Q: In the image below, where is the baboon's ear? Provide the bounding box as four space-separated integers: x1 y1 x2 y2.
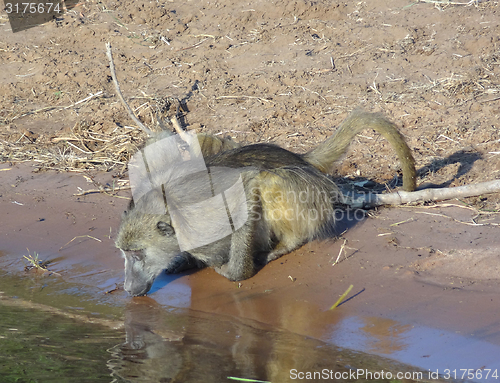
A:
126 199 135 211
121 199 135 218
157 221 175 236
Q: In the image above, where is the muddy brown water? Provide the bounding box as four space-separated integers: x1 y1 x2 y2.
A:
1 164 500 382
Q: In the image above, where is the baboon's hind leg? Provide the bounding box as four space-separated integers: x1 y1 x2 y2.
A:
265 237 307 264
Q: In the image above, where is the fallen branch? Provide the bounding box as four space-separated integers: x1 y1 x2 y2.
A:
105 42 153 137
105 42 189 143
347 179 500 208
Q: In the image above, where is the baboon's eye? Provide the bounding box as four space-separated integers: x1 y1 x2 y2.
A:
157 221 175 236
129 250 144 262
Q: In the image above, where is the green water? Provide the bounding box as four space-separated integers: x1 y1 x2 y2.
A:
0 303 124 383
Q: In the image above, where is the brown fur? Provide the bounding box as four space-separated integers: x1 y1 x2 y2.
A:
115 110 416 296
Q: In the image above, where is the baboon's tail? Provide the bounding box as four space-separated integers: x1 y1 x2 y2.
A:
302 110 417 191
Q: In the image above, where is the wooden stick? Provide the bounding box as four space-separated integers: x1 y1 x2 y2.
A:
105 42 153 137
170 114 191 142
73 185 131 196
346 179 500 208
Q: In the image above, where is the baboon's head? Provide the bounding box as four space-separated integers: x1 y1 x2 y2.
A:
115 197 181 297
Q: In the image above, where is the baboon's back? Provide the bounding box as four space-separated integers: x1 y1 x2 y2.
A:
207 143 309 169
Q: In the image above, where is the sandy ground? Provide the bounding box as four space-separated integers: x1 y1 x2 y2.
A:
1 0 500 378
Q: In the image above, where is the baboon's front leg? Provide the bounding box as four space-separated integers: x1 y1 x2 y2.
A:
214 221 257 281
165 252 199 274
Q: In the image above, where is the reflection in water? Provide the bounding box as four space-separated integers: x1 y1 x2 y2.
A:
359 317 413 355
332 316 500 383
107 298 425 383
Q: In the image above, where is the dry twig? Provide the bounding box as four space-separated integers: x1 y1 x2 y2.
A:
106 42 153 136
73 185 131 197
11 91 103 121
59 235 102 251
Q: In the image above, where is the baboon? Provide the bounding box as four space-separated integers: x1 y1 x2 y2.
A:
116 110 416 296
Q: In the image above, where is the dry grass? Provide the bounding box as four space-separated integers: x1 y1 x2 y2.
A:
23 251 48 272
0 121 145 173
0 81 190 173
